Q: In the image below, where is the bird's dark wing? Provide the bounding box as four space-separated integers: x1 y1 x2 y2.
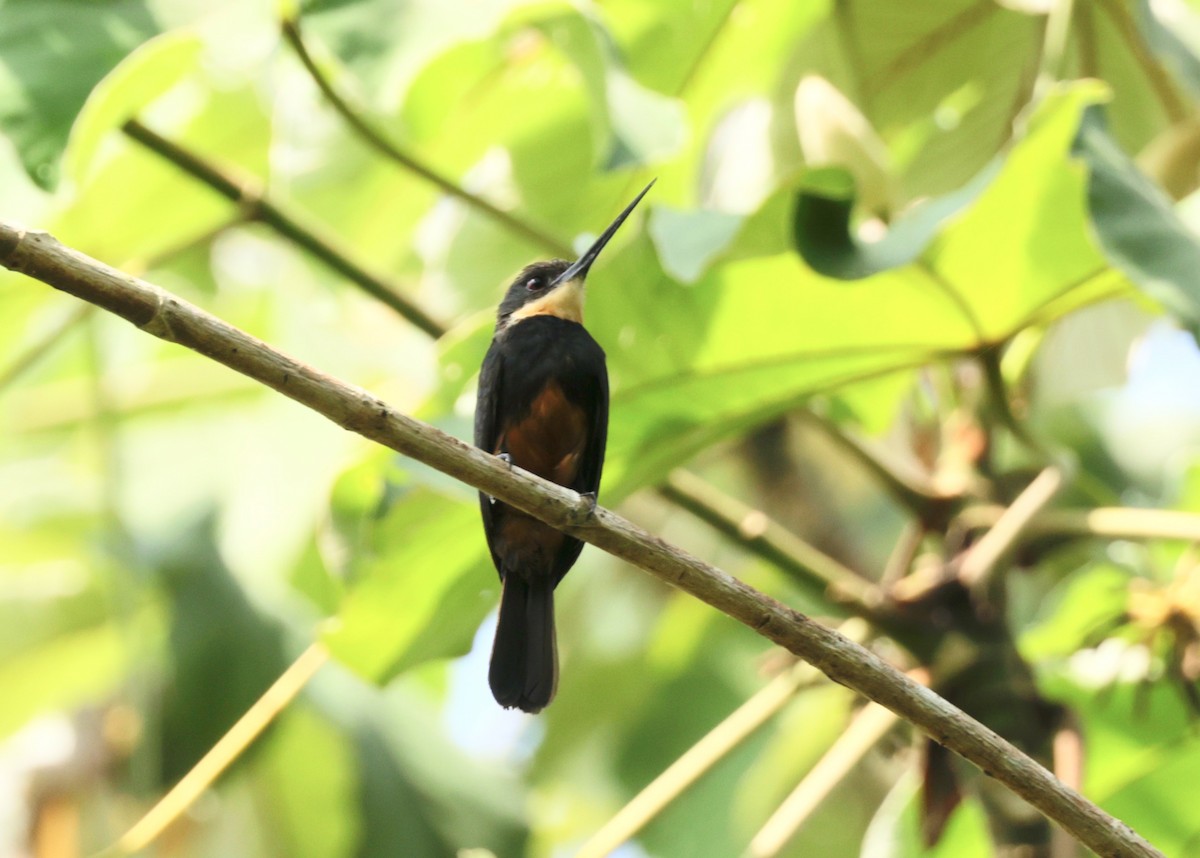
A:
552 344 608 584
475 341 507 580
573 361 608 497
475 340 504 452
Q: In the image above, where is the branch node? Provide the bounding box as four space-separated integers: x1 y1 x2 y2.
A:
139 289 175 341
566 490 599 526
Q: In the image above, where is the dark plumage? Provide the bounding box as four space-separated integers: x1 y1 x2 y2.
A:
475 182 652 712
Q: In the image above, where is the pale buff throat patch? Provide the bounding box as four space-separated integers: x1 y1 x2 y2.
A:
508 278 585 326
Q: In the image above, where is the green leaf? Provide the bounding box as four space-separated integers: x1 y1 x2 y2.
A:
0 622 127 738
926 82 1115 340
1075 106 1200 333
156 516 288 781
1020 563 1131 661
323 487 493 683
648 206 744 283
861 775 993 858
827 0 1043 200
592 242 975 497
257 707 360 858
0 0 159 189
64 30 202 184
52 81 271 264
1099 740 1200 856
1041 675 1200 855
791 162 997 280
570 83 1131 496
531 7 686 169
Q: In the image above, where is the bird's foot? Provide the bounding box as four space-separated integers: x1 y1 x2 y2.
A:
489 452 514 504
569 490 598 525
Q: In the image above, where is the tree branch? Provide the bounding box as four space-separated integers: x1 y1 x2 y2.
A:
110 643 329 855
120 118 448 338
980 345 1046 456
659 469 885 615
746 687 909 858
959 504 1200 543
575 623 865 858
0 220 1164 858
798 410 963 528
959 464 1067 587
279 16 573 259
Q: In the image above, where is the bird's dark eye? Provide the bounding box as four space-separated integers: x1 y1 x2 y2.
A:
524 276 542 292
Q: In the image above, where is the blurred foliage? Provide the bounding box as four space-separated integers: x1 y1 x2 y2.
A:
4 0 1200 856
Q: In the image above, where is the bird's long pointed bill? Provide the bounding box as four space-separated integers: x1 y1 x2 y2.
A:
552 180 656 286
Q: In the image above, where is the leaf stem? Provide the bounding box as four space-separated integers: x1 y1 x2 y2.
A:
959 464 1066 588
121 118 448 338
279 16 572 259
979 345 1045 456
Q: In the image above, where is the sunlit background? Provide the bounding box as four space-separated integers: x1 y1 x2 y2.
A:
4 0 1200 856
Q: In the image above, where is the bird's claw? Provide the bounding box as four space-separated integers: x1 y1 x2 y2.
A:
487 453 511 506
569 490 598 525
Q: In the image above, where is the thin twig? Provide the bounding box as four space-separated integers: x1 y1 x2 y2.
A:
279 16 572 258
1 215 241 398
980 345 1045 456
1053 717 1087 858
659 470 884 614
798 411 962 527
577 620 870 858
1035 0 1078 98
959 504 1200 544
0 221 1165 858
881 520 924 588
745 674 925 858
121 118 448 338
110 643 329 854
959 465 1067 588
0 304 92 393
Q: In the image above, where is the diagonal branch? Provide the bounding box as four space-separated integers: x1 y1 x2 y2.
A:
121 118 448 338
659 469 884 613
0 220 1164 858
112 643 329 855
279 16 573 259
798 410 963 528
959 464 1066 587
575 633 854 858
959 504 1200 543
746 687 911 858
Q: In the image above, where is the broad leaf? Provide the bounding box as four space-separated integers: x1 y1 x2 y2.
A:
1075 106 1200 333
0 0 159 188
323 485 493 683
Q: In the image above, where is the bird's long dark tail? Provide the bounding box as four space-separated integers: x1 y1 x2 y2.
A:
489 573 557 713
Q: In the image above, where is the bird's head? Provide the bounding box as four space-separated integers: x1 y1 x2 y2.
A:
496 180 655 328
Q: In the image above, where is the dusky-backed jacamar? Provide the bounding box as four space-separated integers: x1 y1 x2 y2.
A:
475 182 653 712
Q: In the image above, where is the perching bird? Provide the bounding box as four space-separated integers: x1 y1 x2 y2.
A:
475 182 654 712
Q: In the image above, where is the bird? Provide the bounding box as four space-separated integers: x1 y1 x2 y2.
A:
475 181 654 712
